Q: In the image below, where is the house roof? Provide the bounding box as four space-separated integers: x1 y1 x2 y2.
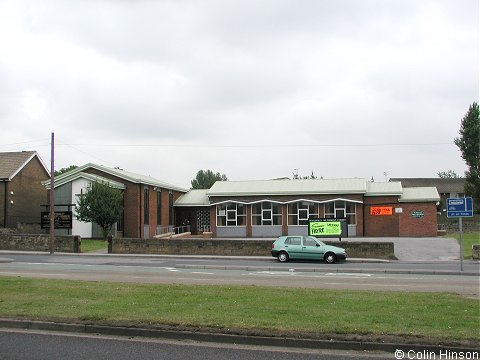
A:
390 178 465 194
207 178 368 197
399 187 440 203
0 151 49 180
43 172 126 190
44 163 187 192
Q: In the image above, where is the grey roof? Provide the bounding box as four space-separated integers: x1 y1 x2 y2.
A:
0 151 49 180
366 181 403 196
174 178 440 206
390 178 465 194
44 172 126 190
44 163 187 192
207 178 368 196
175 189 210 206
399 187 440 203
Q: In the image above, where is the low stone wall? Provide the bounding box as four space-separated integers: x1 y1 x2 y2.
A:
0 233 80 253
109 237 395 260
473 244 479 260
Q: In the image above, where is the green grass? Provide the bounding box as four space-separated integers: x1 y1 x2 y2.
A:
448 232 480 259
81 239 107 253
0 277 478 343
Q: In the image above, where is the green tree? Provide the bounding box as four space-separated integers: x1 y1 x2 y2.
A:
437 170 460 178
454 102 480 205
75 181 123 239
54 165 78 177
191 170 228 189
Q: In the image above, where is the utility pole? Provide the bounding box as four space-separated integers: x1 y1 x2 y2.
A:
49 132 55 254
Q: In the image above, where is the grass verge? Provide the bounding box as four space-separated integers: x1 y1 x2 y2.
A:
81 239 107 253
448 232 480 259
0 277 478 345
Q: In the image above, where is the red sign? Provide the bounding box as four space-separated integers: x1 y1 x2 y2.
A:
370 207 393 216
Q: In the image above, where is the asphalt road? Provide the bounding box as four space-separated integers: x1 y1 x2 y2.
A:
0 254 478 297
0 329 397 360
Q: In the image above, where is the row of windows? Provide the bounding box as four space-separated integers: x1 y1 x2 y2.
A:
216 201 357 227
143 188 174 226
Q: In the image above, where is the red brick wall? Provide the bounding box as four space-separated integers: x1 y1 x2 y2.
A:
363 196 399 237
7 157 49 227
83 168 185 238
398 203 438 237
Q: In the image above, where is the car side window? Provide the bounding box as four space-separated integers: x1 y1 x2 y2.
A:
285 237 301 245
303 237 318 247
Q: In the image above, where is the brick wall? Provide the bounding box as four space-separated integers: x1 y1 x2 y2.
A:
0 233 80 252
4 157 49 228
110 237 395 259
398 203 438 237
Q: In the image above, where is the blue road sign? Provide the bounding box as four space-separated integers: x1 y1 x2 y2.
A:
446 197 474 218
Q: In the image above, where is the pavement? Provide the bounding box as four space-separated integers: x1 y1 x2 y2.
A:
347 237 461 261
1 318 479 354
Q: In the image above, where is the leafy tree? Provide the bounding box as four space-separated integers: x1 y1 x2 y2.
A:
454 102 480 204
75 181 123 239
54 165 78 176
191 170 228 189
437 170 459 178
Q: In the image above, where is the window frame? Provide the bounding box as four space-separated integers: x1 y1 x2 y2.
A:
287 201 318 225
216 202 246 227
252 201 282 226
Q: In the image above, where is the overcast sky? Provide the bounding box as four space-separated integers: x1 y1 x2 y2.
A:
0 0 478 189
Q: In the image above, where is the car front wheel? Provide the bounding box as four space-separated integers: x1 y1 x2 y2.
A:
277 251 289 263
324 252 337 264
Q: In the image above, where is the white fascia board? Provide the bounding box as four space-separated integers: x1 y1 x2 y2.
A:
209 197 363 206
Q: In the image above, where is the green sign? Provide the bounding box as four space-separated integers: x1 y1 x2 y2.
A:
308 218 348 238
309 220 342 236
411 210 425 218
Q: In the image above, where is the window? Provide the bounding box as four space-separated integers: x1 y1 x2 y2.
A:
156 190 162 225
143 188 149 225
288 201 318 225
216 202 246 226
303 237 318 246
117 197 124 231
168 191 174 226
252 202 282 226
324 201 357 225
285 236 301 245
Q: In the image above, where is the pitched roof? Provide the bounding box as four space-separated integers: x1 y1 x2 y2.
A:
43 172 126 190
44 163 187 192
175 178 440 206
365 181 403 196
0 151 49 180
175 189 210 206
399 187 440 203
390 178 465 193
207 178 368 196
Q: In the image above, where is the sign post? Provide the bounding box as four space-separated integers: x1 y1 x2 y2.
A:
446 197 474 271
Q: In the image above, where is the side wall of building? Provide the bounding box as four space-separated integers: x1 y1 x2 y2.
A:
398 203 438 237
6 157 49 227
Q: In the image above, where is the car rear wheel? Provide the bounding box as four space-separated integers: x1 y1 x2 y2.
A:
277 251 289 263
324 252 337 264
